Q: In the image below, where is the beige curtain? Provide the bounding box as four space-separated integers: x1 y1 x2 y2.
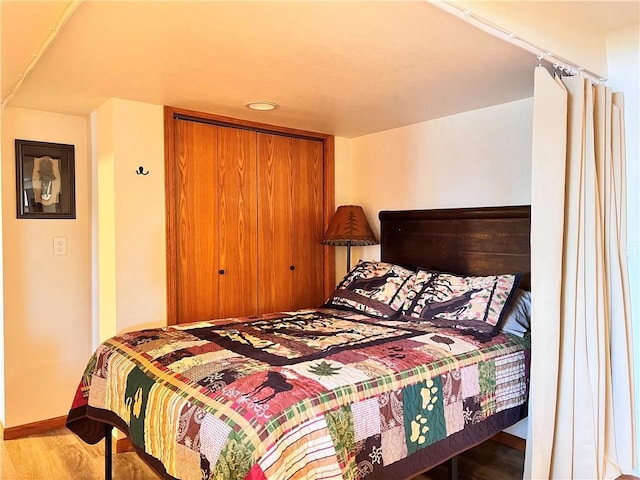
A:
526 66 636 479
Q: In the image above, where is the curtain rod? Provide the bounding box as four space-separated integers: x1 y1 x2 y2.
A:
433 0 607 84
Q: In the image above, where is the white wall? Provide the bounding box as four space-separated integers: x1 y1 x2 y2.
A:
92 101 117 344
0 30 5 424
0 99 165 428
0 2 5 421
455 1 610 78
112 100 166 334
333 136 352 282
1 107 91 427
606 22 640 476
92 98 166 345
342 98 533 263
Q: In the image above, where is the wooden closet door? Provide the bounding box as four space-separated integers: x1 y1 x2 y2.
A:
257 133 295 312
174 119 220 323
165 106 335 325
290 137 324 310
257 133 325 312
217 126 258 318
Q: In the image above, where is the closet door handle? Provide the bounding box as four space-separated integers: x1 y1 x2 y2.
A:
219 269 225 275
289 265 295 271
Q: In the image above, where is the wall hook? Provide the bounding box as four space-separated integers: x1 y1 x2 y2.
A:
136 166 149 175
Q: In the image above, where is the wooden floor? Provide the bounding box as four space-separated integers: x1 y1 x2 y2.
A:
3 427 639 480
0 427 525 480
1 428 157 480
414 441 524 480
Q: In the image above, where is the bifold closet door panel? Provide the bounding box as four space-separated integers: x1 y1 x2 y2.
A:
257 133 325 313
217 126 259 318
167 107 333 325
290 137 324 310
257 133 295 313
174 119 220 323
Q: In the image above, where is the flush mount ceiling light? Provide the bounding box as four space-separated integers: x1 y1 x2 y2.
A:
245 101 279 111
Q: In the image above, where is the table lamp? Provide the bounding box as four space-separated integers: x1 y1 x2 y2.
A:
322 205 378 272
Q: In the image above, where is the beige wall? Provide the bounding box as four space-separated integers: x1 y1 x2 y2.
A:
0 59 5 425
92 100 117 344
332 136 352 282
606 22 640 476
0 99 165 427
455 1 610 77
0 1 5 419
339 98 533 264
1 107 91 427
92 98 166 345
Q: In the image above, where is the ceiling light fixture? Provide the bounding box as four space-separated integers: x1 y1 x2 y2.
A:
245 101 279 111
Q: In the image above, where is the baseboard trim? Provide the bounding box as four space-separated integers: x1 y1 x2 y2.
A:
491 431 526 452
116 436 135 453
3 415 68 440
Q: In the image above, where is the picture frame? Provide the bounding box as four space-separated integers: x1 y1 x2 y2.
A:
15 139 76 219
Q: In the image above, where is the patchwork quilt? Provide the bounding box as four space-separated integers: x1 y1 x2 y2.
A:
67 308 530 480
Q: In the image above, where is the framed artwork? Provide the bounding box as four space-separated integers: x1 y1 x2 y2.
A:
15 139 76 219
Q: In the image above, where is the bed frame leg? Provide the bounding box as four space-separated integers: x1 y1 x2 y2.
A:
104 423 113 480
449 455 458 480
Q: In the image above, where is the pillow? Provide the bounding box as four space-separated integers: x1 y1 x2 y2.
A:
325 260 416 318
402 269 522 337
498 289 531 337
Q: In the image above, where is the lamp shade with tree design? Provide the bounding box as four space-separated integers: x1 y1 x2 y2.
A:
322 205 378 272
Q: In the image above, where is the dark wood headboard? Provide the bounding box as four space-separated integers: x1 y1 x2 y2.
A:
379 205 531 289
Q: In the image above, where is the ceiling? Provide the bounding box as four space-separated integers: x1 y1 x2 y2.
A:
2 1 638 138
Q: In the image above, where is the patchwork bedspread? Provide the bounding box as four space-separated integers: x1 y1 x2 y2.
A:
67 308 530 480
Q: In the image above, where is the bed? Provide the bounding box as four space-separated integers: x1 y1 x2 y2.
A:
67 205 531 480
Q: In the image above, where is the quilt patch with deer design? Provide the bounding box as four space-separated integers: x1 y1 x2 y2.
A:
67 308 530 480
